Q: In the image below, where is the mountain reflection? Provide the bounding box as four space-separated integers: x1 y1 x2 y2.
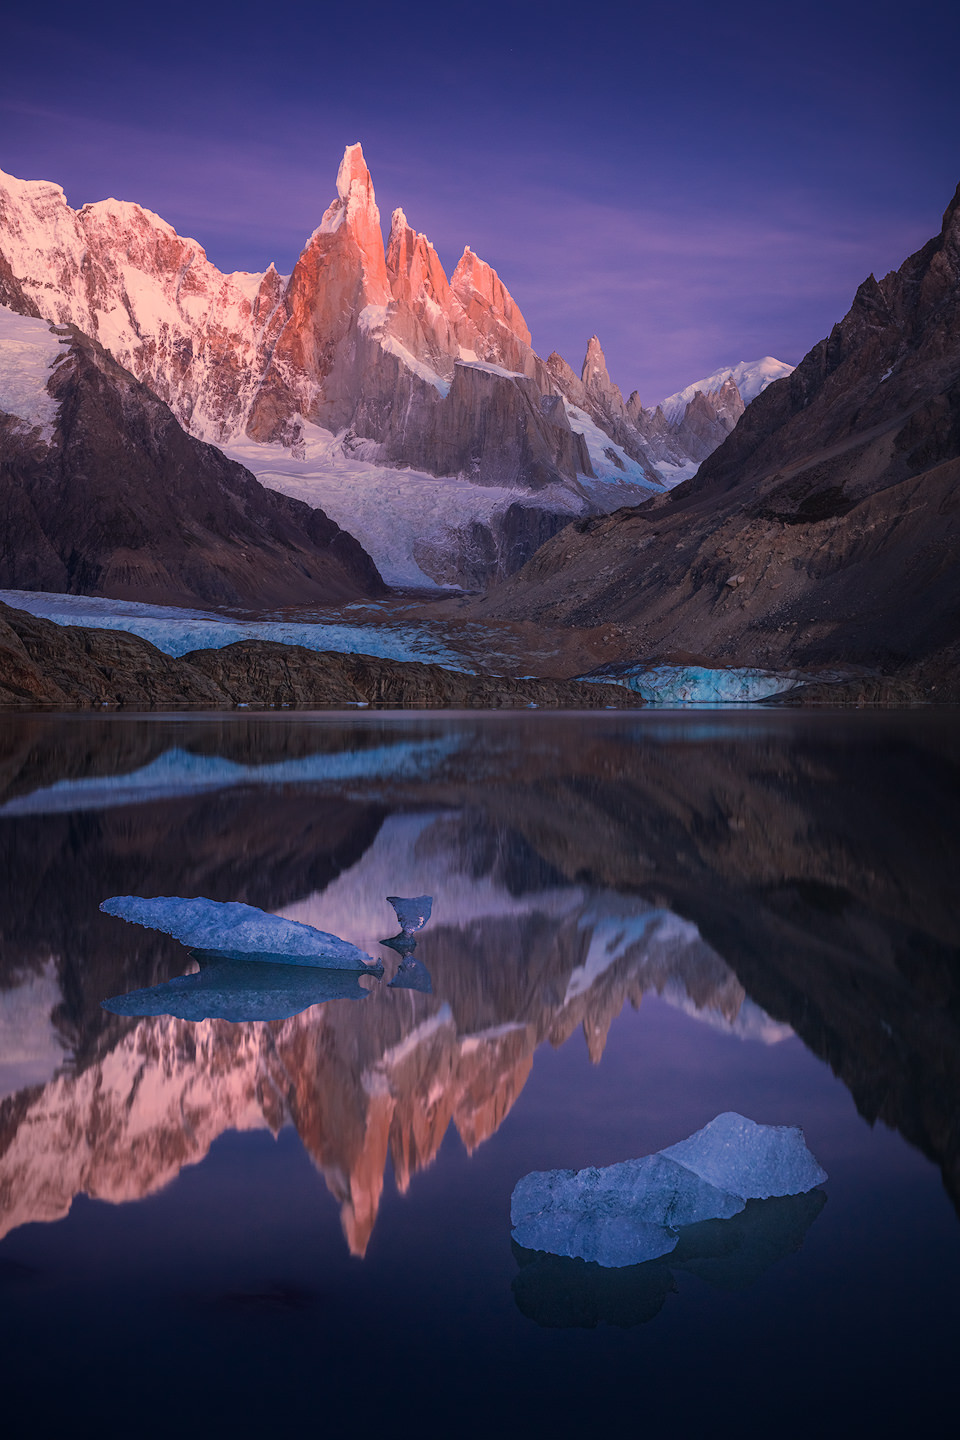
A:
0 712 958 1252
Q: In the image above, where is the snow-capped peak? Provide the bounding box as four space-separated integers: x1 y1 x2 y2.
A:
656 357 793 424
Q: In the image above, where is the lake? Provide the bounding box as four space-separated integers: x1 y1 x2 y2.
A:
0 709 957 1436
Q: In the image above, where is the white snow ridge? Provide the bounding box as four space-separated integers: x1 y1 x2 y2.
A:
0 305 65 439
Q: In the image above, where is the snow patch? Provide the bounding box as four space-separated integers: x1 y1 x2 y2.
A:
0 305 64 439
563 402 662 494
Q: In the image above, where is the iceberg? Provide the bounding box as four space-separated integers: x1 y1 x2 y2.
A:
510 1112 826 1267
387 895 433 934
102 957 373 1023
659 1112 829 1201
511 1152 745 1268
99 896 382 972
512 1189 827 1329
381 894 434 967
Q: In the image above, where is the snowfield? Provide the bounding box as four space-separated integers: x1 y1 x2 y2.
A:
225 423 587 589
0 306 65 439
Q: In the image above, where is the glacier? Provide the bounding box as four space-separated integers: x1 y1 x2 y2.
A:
510 1112 826 1267
99 895 382 971
0 587 469 667
580 663 801 704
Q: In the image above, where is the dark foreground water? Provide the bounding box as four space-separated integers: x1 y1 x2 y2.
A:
0 710 957 1437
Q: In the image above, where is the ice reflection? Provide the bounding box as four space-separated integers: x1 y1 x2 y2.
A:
102 956 375 1022
512 1191 828 1329
0 710 957 1260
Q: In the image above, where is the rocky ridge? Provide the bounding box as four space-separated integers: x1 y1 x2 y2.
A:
0 600 640 709
0 311 385 608
480 185 960 695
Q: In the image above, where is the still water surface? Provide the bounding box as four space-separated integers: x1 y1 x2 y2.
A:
0 711 957 1435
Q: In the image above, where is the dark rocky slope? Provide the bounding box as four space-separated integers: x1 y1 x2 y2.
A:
480 186 960 695
0 600 639 708
0 323 385 607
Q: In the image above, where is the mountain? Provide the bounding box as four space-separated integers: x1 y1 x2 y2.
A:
0 306 385 607
0 148 784 590
480 185 960 696
546 345 794 489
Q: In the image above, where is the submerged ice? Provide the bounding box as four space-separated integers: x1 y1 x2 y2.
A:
510 1112 826 1267
100 895 381 971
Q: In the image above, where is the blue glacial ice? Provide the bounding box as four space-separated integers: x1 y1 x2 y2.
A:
0 588 469 668
510 1112 826 1267
511 1152 745 1267
579 663 800 704
512 1190 827 1328
387 895 433 934
102 957 373 1022
0 738 459 817
659 1111 829 1200
99 895 381 971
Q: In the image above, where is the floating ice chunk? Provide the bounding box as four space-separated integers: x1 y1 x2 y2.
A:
659 1112 828 1201
510 1112 826 1268
99 896 381 971
102 957 373 1022
387 895 433 934
511 1190 827 1329
510 1152 744 1268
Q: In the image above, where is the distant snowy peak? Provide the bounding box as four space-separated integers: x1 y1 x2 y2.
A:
657 357 794 425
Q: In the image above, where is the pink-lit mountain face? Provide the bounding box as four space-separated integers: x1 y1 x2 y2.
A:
0 143 792 588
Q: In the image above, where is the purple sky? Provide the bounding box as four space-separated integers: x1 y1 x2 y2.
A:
2 0 958 402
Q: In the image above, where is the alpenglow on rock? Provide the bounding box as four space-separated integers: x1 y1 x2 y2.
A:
510 1113 827 1268
99 895 382 971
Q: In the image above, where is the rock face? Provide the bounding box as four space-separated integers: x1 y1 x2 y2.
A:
482 186 960 692
0 311 385 607
547 346 792 486
0 600 641 709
